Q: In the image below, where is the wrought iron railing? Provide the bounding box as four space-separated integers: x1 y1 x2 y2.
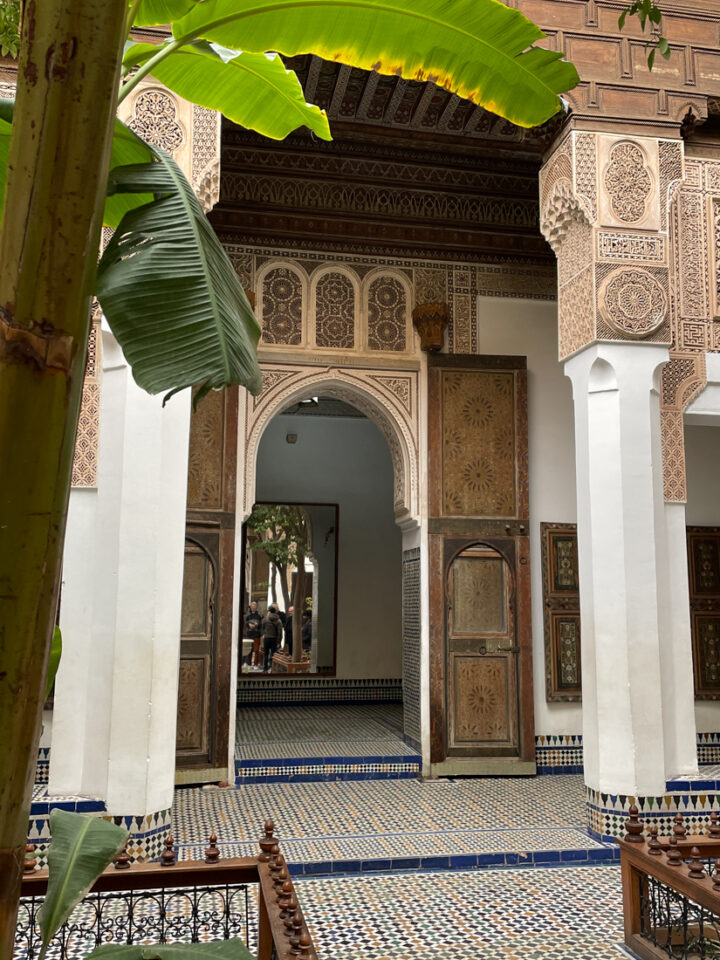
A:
618 808 720 960
16 821 316 960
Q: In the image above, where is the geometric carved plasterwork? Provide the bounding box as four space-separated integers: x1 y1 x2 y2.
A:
71 313 102 488
598 267 668 340
222 241 556 364
127 88 184 154
240 362 419 527
603 141 653 225
260 266 304 345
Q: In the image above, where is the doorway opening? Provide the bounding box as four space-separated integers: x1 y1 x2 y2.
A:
235 395 419 783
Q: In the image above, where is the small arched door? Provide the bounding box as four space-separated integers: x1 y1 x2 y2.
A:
447 543 518 754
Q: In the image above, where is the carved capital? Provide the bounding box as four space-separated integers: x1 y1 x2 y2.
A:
412 301 449 352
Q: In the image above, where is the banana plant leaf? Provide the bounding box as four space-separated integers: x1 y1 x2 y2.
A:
97 144 262 401
39 811 129 960
132 0 197 27
87 941 254 960
45 625 62 702
169 0 579 128
124 40 330 141
0 99 13 221
104 120 155 230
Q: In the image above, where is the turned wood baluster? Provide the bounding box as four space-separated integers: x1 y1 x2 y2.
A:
299 932 312 959
688 846 706 879
647 826 662 856
24 843 37 873
205 830 220 864
673 813 687 841
279 879 293 917
259 819 277 862
710 812 720 839
624 804 644 843
275 863 289 894
284 894 299 935
290 912 303 955
713 859 720 891
114 841 131 869
161 833 176 867
666 836 682 868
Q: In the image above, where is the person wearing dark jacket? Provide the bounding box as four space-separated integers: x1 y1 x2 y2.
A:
283 606 294 654
262 605 284 672
244 602 262 669
301 611 312 652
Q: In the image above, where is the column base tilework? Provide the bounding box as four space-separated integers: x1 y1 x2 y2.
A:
535 735 584 774
235 756 421 784
586 766 720 841
28 785 171 866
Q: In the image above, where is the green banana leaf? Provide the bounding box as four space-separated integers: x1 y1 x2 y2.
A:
105 120 155 229
97 144 262 402
124 40 331 141
169 0 579 128
0 99 13 221
87 941 254 960
39 811 129 960
45 625 62 702
133 0 197 27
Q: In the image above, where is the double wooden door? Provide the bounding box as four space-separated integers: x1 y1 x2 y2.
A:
428 355 534 771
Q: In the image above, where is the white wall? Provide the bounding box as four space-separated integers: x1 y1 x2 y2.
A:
685 422 720 733
255 413 402 678
476 296 581 735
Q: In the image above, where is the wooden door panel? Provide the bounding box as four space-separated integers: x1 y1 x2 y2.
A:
428 355 533 767
176 657 210 754
687 527 720 700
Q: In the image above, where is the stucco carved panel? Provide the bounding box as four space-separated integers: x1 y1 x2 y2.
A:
597 136 659 231
598 267 668 340
241 363 419 526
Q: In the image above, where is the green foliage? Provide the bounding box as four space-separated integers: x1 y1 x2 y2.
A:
97 142 262 402
619 1 669 70
45 626 62 702
131 0 197 28
39 811 129 960
104 120 155 230
156 0 579 130
38 811 253 960
247 504 309 569
87 945 254 960
0 0 20 58
0 99 11 219
123 41 331 141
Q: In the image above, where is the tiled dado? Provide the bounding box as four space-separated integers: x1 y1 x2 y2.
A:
587 766 720 841
236 677 403 706
235 756 421 785
35 746 50 784
535 735 583 774
27 785 171 867
698 732 720 764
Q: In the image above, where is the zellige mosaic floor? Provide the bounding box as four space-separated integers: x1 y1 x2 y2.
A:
297 864 629 959
172 774 617 875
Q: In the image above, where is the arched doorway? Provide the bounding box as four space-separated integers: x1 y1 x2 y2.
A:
233 385 421 784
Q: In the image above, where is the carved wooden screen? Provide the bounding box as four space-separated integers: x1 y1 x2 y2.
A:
687 527 720 700
428 355 533 769
176 387 238 775
541 523 581 702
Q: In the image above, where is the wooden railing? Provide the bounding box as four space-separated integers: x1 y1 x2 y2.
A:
618 807 720 960
17 821 318 960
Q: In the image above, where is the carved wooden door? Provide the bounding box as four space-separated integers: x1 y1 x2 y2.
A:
687 527 720 700
447 543 518 755
176 387 238 777
428 355 534 771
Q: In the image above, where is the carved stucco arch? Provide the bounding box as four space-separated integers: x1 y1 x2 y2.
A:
241 365 419 528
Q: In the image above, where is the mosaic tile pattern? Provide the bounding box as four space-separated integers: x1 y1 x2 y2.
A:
698 732 720 764
171 775 619 875
535 734 584 774
236 677 403 705
401 548 422 746
296 865 628 959
235 704 420 783
35 747 50 784
586 778 720 841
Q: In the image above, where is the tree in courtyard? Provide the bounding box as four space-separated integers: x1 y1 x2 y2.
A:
0 0 581 948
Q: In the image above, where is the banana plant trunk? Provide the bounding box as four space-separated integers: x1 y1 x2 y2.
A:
0 1 126 952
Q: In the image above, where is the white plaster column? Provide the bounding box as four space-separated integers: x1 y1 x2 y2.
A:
565 341 697 796
50 329 191 816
